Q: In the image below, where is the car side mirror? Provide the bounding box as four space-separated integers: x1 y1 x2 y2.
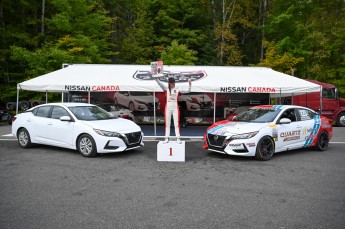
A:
279 118 291 124
60 116 71 121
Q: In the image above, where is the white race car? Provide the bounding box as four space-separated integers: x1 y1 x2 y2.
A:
96 103 135 121
178 93 213 111
12 103 144 157
204 105 333 160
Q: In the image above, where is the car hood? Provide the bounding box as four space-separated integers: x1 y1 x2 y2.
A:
131 96 158 103
81 119 141 133
207 121 268 136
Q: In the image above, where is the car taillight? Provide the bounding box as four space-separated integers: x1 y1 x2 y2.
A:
121 115 133 120
11 117 17 122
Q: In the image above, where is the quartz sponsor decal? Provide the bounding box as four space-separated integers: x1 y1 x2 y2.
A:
65 85 120 91
220 87 276 93
280 130 301 142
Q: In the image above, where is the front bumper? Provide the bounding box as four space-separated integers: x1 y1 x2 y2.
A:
206 133 257 157
95 131 144 153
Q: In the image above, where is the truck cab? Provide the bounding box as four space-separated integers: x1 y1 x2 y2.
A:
284 80 345 127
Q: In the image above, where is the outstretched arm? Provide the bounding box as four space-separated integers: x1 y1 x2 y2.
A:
155 78 166 91
180 79 192 94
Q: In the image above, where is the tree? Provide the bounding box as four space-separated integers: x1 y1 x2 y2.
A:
160 40 198 65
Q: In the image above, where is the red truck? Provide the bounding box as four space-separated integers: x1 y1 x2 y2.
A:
283 80 345 127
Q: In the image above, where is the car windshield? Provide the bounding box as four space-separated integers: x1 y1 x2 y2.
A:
234 108 281 123
69 106 114 121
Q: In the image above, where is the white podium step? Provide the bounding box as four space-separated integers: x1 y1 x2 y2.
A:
157 141 185 162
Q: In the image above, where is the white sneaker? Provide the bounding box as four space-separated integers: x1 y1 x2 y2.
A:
177 138 182 144
163 138 169 144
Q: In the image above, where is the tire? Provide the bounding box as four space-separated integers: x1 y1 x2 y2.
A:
336 112 345 127
6 102 16 111
254 136 275 161
129 102 135 112
77 134 97 157
19 101 30 110
17 128 33 148
315 131 329 151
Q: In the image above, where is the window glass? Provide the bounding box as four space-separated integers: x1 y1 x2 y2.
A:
51 106 70 119
35 106 51 118
279 109 297 122
322 88 336 99
69 106 113 121
298 109 314 121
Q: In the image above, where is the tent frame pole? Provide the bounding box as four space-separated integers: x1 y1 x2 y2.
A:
213 93 216 123
153 91 156 136
16 88 19 115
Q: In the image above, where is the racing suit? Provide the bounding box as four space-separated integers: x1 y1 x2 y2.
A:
155 79 191 138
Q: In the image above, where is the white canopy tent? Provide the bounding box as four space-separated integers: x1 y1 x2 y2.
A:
16 64 321 135
17 64 321 95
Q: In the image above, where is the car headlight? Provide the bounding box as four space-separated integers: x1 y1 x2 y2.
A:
230 131 258 140
94 129 122 137
134 99 146 104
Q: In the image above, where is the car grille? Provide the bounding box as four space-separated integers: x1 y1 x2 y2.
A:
207 133 227 148
125 131 142 145
201 102 212 109
146 102 159 110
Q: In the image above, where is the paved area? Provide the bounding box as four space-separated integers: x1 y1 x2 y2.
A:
0 125 345 228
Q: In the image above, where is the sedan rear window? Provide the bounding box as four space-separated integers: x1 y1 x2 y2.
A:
69 106 114 121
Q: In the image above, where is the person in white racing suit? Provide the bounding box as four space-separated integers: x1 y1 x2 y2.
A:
155 77 192 144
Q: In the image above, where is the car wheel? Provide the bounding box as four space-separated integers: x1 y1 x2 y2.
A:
336 112 345 127
114 98 118 106
129 102 135 112
77 134 97 157
17 128 33 148
315 131 329 151
255 136 275 161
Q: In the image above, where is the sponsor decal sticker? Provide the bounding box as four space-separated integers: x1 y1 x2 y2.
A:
246 143 256 147
304 115 321 147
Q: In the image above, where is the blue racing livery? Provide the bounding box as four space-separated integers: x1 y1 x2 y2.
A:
304 114 321 147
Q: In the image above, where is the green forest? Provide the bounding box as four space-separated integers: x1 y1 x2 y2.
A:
1 0 345 101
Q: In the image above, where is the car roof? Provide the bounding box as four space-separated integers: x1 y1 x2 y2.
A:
28 102 94 110
251 105 314 110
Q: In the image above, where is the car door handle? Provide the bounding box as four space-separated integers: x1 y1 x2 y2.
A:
26 119 31 122
296 125 302 128
48 122 53 125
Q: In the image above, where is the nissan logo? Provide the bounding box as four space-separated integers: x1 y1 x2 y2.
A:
213 135 219 141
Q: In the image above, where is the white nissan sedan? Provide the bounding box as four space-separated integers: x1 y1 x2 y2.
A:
12 103 144 157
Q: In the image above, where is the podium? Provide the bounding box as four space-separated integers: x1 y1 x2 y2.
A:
157 141 185 162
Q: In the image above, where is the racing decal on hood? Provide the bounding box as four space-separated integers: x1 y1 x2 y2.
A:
207 122 239 135
133 70 207 83
304 114 321 147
